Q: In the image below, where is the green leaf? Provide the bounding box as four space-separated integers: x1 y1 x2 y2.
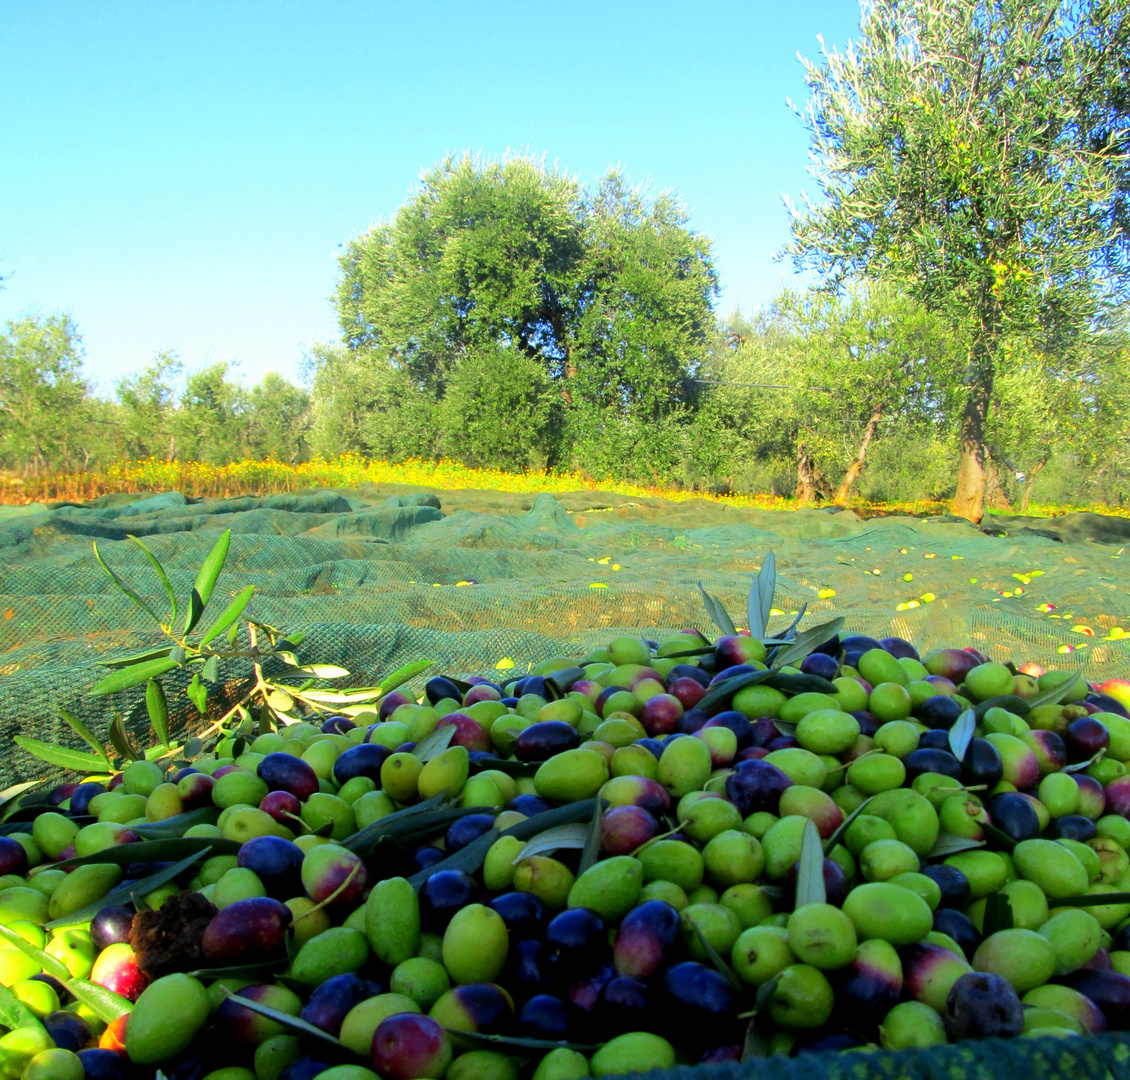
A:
981 822 1017 852
109 717 143 762
294 663 350 679
775 603 809 642
146 679 170 749
1051 892 1130 907
685 912 744 991
54 837 239 868
47 846 211 928
184 529 231 635
762 672 837 695
0 982 48 1037
343 795 471 859
13 736 108 775
66 978 132 1022
796 818 826 907
927 833 986 858
201 656 220 683
578 799 603 877
199 584 255 647
697 582 736 637
748 552 776 638
973 694 1031 720
0 781 43 810
379 659 435 695
0 922 71 981
100 647 182 670
92 540 164 626
412 725 455 762
223 988 346 1049
127 533 178 627
1026 673 1083 710
823 795 873 854
448 1031 597 1054
93 656 180 697
546 667 586 696
58 709 112 767
510 823 590 864
696 669 773 714
770 617 845 671
187 674 208 714
949 709 976 763
983 892 1014 936
188 961 287 980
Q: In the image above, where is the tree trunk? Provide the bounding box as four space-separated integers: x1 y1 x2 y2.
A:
1020 454 1050 514
834 409 882 506
796 443 833 505
984 455 1012 512
951 331 996 524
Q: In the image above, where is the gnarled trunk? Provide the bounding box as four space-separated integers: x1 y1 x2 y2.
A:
952 326 996 524
796 442 833 505
834 409 882 506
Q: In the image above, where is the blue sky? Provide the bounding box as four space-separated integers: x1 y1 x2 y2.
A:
1 1 861 389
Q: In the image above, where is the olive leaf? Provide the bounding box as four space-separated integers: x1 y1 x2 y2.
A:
187 673 208 714
223 988 347 1049
54 837 239 868
546 667 586 696
201 655 220 683
109 717 143 762
46 846 211 928
1065 747 1107 774
686 914 743 991
774 603 809 643
378 659 436 695
66 978 133 1022
184 529 232 635
126 533 178 626
199 584 255 647
93 656 181 697
578 799 603 876
1026 673 1083 710
0 983 48 1037
147 679 170 749
795 818 826 908
455 1032 597 1053
973 694 1031 720
510 823 590 864
948 708 977 762
130 806 220 838
412 725 455 762
983 892 1014 936
748 552 776 638
100 646 182 669
823 795 873 855
13 737 109 775
926 833 986 858
762 672 837 695
0 781 43 811
1053 892 1130 907
696 669 773 714
770 617 845 671
59 708 112 767
92 539 164 627
697 582 737 637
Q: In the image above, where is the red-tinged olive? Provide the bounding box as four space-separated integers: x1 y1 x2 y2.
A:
600 805 659 856
0 836 29 877
90 942 149 1002
257 752 319 801
201 897 292 963
435 714 493 754
613 900 680 979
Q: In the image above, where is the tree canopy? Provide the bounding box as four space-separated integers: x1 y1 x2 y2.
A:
786 0 1130 521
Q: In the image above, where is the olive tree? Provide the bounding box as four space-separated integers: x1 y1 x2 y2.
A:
786 0 1130 521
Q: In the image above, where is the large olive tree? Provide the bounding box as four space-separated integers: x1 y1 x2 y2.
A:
786 0 1130 521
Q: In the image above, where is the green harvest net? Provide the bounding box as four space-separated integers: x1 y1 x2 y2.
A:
0 484 1128 788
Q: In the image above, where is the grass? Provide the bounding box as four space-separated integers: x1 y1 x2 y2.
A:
1 454 1126 519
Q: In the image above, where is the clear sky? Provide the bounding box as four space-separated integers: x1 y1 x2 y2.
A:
1 1 862 390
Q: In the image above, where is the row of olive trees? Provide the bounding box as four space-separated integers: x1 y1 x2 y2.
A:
0 314 312 475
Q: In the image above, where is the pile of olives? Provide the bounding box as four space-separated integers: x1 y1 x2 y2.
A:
2 627 1130 1080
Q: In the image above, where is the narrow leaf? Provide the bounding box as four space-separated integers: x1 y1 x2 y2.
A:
92 540 164 626
949 709 976 763
59 709 112 767
983 893 1014 937
201 655 220 683
412 725 455 762
927 833 986 858
100 647 180 669
223 988 345 1048
578 800 603 877
981 822 1017 851
763 672 837 695
1065 747 1107 774
187 674 208 714
775 603 809 642
698 582 737 636
184 529 231 635
379 659 435 695
755 552 776 636
0 983 48 1037
455 1032 597 1053
1026 673 1082 710
0 923 72 981
796 819 826 908
0 781 43 810
93 656 180 697
13 737 108 775
109 717 142 762
686 915 744 991
1053 892 1130 907
823 796 873 855
510 823 590 864
772 720 797 737
188 961 287 980
199 584 255 647
66 978 132 1022
47 847 210 928
546 667 586 696
294 663 349 679
147 679 170 749
54 837 239 868
696 669 773 714
771 617 845 671
127 533 178 626
973 694 1031 720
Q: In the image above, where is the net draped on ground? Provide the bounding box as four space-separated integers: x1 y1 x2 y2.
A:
1 484 1128 788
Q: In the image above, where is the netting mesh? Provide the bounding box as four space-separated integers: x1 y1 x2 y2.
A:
635 1031 1130 1080
1 486 1128 787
